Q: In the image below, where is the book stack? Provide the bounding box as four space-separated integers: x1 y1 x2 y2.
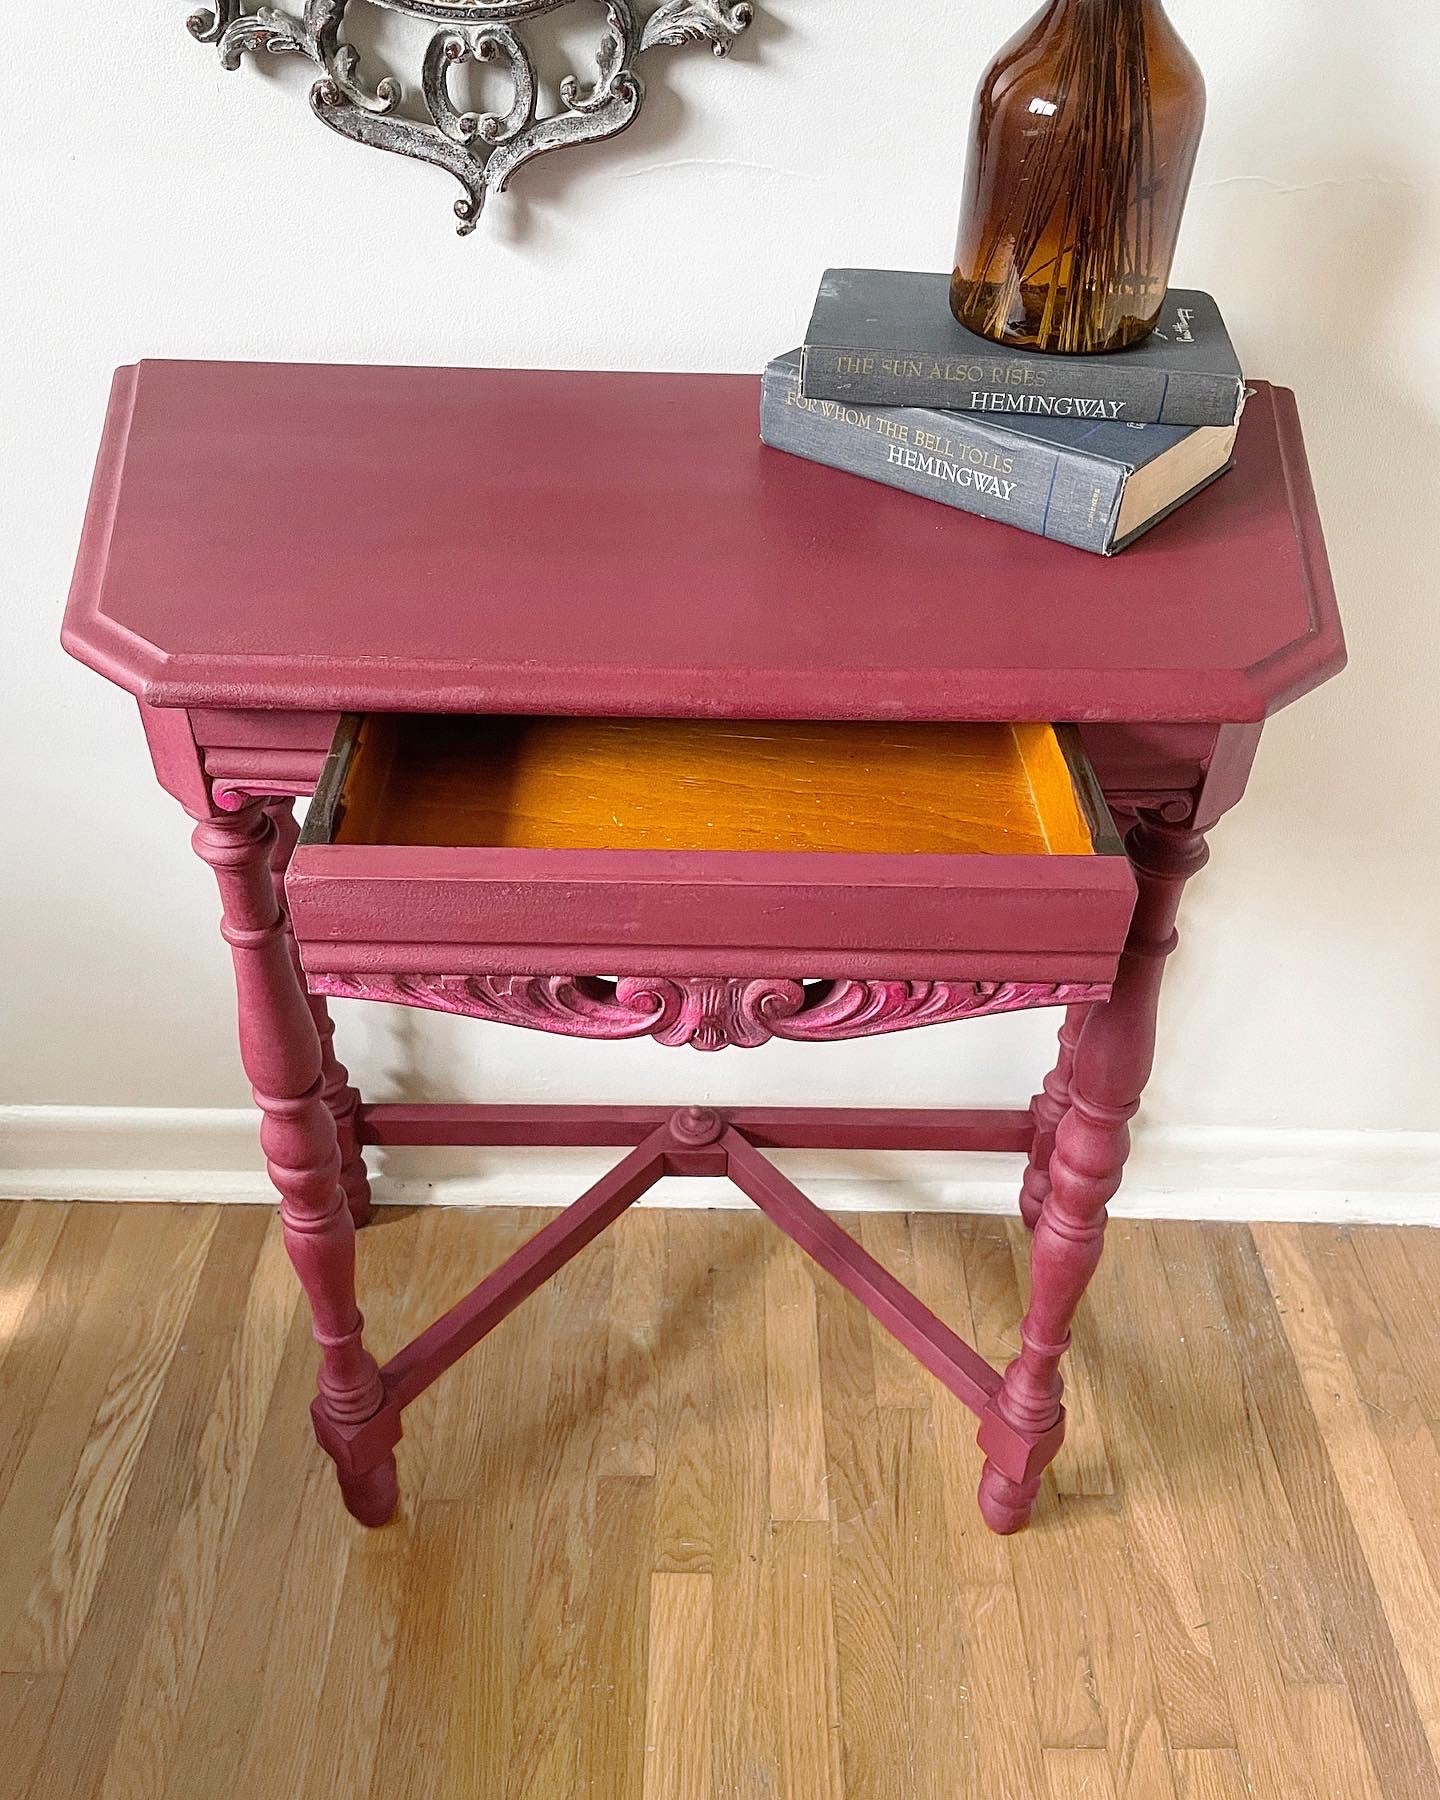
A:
760 269 1248 555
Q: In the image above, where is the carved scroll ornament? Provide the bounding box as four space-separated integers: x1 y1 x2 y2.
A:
188 0 754 234
308 974 1111 1052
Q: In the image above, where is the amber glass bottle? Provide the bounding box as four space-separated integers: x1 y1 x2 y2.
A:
950 0 1205 354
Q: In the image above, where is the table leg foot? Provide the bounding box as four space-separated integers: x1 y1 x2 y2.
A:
978 1463 1040 1535
339 1453 399 1527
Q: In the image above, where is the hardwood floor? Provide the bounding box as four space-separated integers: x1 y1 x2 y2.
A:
3 1197 1440 1799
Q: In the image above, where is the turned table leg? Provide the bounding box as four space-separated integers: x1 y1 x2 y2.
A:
266 799 372 1228
979 817 1210 1533
1019 1002 1091 1231
193 803 395 1525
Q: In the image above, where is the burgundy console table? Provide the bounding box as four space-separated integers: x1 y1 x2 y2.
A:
62 360 1344 1535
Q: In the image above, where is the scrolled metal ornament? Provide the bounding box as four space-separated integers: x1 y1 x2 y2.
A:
640 0 753 56
190 0 755 235
187 1 243 43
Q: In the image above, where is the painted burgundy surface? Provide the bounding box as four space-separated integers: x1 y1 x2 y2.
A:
266 799 371 1227
307 974 1110 1051
284 843 1139 986
62 361 1343 723
1019 1002 1091 1230
317 1110 1056 1501
192 800 396 1526
295 809 1213 1534
356 1103 1038 1153
59 360 1349 1538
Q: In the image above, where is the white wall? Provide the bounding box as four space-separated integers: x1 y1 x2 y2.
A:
3 3 1438 1205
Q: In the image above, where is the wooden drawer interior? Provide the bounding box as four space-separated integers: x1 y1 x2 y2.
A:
311 715 1119 859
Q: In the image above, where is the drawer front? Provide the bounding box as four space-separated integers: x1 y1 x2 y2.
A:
285 716 1137 984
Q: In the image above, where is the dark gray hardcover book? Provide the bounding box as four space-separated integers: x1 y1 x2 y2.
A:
801 269 1246 428
761 351 1238 555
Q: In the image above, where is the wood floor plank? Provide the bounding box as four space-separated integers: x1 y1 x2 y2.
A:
814 1269 909 1800
707 1213 778 1800
298 1522 413 1800
1173 1749 1250 1800
1302 1226 1440 1591
599 1208 663 1481
365 1501 481 1800
0 1206 160 1651
654 1212 716 1573
855 1215 931 1412
97 1213 297 1800
950 1213 1019 1377
352 1205 451 1500
505 1232 617 1800
0 1202 68 1385
155 1297 329 1800
1153 1223 1347 1800
228 1451 354 1798
6 1202 1440 1800
1045 1748 1120 1800
5 1206 220 1672
576 1477 654 1800
417 1209 553 1504
1063 1498 1179 1800
1006 1508 1106 1751
906 1214 1003 1581
1351 1228 1440 1423
1210 1226 1440 1800
889 1406 980 1800
1230 1361 1344 1686
643 1573 713 1800
1290 1685 1388 1800
910 1218 1053 1799
1080 1223 1233 1750
0 1672 63 1800
0 1205 119 1514
768 1521 845 1800
1253 1225 1440 1776
21 1210 268 1800
764 1237 829 1524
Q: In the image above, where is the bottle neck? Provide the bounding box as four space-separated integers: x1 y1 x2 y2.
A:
1047 0 1166 17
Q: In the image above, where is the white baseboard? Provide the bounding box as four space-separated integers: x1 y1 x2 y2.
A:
2 1106 1437 1227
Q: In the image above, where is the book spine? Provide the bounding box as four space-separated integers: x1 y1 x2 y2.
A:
800 346 1243 429
760 364 1124 554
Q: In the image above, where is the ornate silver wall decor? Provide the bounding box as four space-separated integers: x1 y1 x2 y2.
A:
187 0 755 234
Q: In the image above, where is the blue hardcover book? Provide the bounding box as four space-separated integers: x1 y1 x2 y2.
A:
801 269 1247 429
761 350 1239 555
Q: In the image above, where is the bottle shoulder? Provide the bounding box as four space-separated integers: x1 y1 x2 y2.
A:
973 3 1205 125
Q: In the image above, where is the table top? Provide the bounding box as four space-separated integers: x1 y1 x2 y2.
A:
62 359 1344 725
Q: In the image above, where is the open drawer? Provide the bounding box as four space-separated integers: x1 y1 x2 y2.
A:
285 715 1137 983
